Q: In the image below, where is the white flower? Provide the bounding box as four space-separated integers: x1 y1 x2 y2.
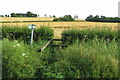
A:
17 44 20 47
22 54 26 56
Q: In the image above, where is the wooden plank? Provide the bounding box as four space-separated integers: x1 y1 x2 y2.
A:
40 39 53 52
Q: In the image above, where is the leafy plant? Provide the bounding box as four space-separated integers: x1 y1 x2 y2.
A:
2 39 45 78
2 26 54 43
62 28 118 46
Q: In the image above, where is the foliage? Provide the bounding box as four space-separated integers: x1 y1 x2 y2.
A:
34 26 54 41
2 25 119 78
86 15 120 22
53 15 75 21
36 39 118 78
57 39 118 78
2 39 45 78
11 11 37 17
62 28 118 46
2 38 119 78
2 26 54 43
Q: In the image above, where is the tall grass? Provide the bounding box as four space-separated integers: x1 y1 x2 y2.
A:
2 26 119 78
43 38 118 78
2 38 118 78
2 38 46 78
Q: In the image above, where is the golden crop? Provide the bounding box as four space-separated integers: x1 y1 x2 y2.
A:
0 17 54 22
1 17 118 38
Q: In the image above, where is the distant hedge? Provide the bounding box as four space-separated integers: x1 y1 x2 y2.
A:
62 28 119 46
53 15 75 21
2 26 54 43
85 15 120 22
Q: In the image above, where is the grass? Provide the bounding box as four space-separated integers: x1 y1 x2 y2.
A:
2 24 119 78
2 38 47 78
2 36 119 78
39 38 118 78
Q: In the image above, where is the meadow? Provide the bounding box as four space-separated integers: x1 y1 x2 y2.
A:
1 17 119 78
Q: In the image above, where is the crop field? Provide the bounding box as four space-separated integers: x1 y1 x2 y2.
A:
0 17 85 22
2 21 118 38
0 17 54 22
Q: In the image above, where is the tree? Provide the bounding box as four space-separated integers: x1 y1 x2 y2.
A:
53 15 74 21
63 15 74 21
52 15 56 17
74 15 79 19
0 15 4 17
32 14 37 17
26 11 33 17
85 15 93 21
88 15 93 18
44 14 47 17
100 15 105 18
5 15 8 17
11 13 17 17
94 15 99 18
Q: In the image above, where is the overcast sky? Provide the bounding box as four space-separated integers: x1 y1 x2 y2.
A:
0 0 119 19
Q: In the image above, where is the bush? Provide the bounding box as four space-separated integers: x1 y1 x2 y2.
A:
53 15 75 21
2 26 54 43
2 39 45 78
62 28 118 46
52 40 118 78
34 26 54 41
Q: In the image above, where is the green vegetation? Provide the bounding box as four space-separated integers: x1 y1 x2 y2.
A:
2 38 46 78
43 39 118 78
2 38 118 78
86 15 120 22
2 26 54 43
62 28 118 46
53 15 75 21
2 26 119 78
11 11 37 17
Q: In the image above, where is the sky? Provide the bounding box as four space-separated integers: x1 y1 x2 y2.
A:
0 0 120 19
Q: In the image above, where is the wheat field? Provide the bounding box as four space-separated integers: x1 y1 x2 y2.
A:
0 17 54 22
1 17 118 38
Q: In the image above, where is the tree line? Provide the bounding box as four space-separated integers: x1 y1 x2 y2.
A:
85 15 120 22
53 15 75 21
0 11 38 17
1 12 120 23
11 11 37 17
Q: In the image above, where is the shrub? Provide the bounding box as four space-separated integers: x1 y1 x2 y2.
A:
53 15 75 21
62 28 118 46
34 26 54 41
2 26 54 43
56 39 118 78
2 39 45 78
